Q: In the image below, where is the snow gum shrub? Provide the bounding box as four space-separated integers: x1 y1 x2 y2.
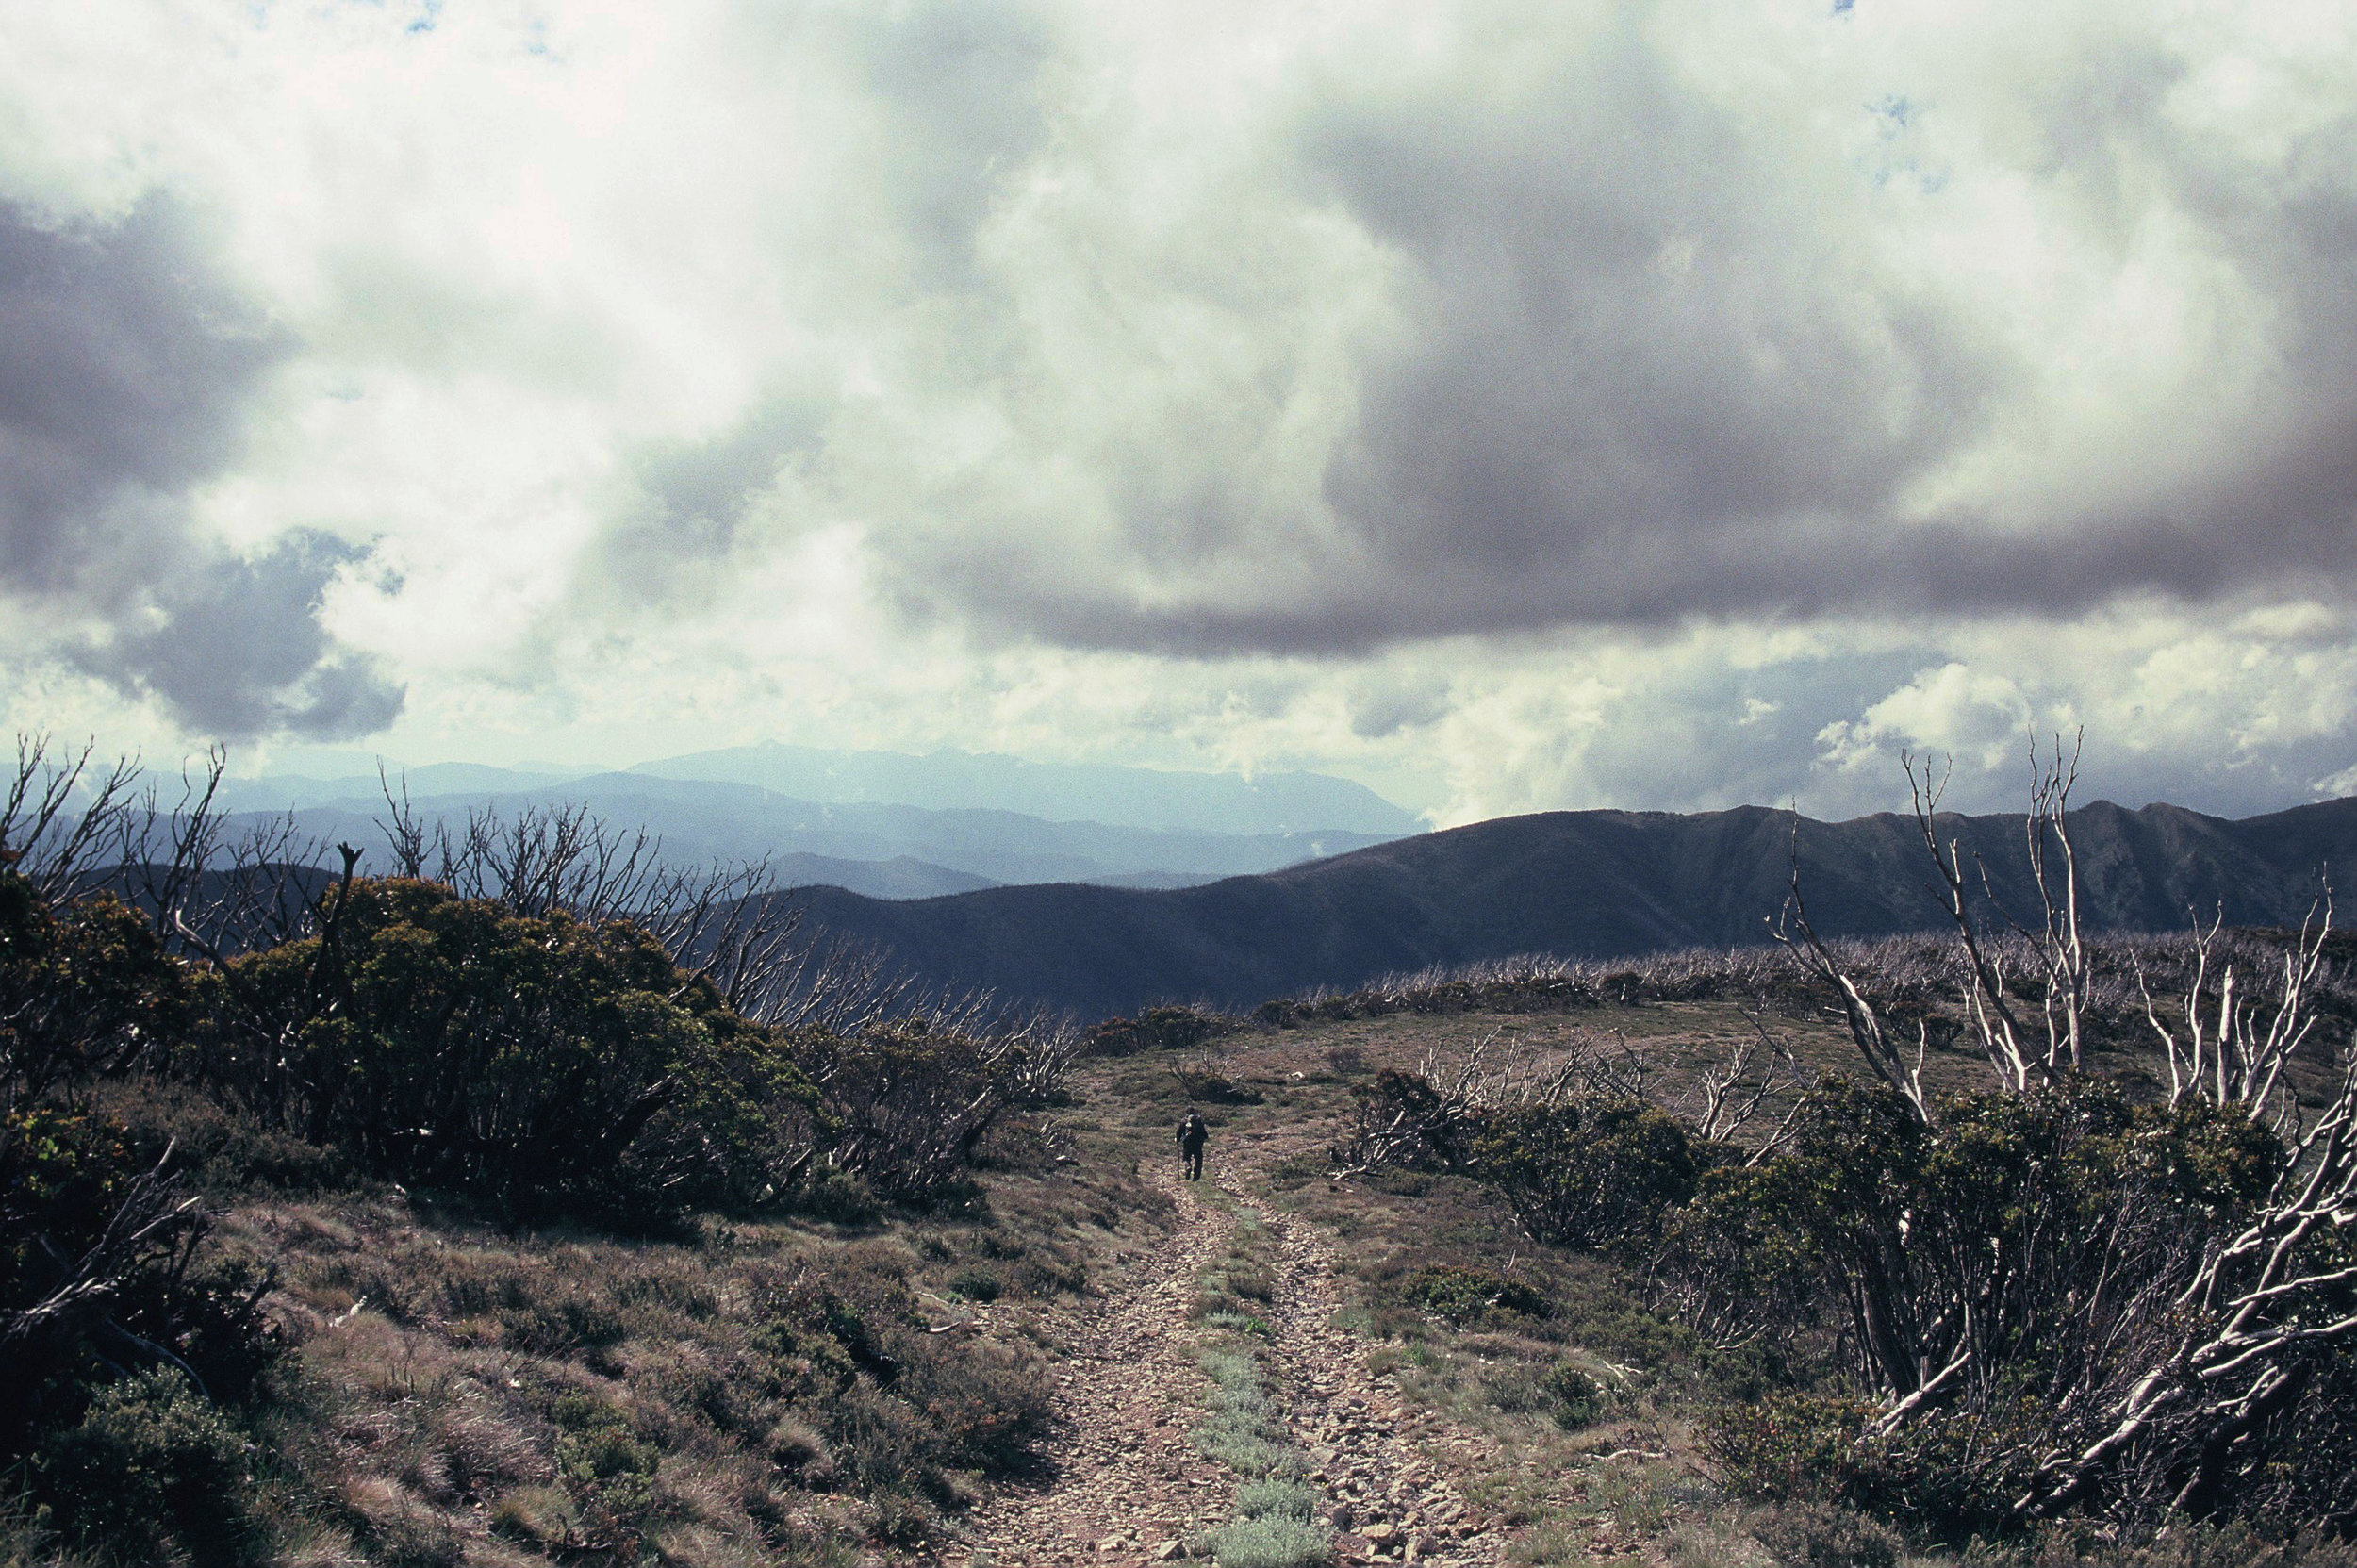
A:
1467 1097 1698 1254
794 1016 1041 1208
34 1367 261 1567
1401 1263 1547 1326
1687 1078 2311 1541
1 871 277 1565
183 878 822 1228
0 870 194 1096
1084 1004 1228 1057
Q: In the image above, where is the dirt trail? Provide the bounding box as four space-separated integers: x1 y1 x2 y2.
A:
956 1131 1512 1567
955 1166 1235 1566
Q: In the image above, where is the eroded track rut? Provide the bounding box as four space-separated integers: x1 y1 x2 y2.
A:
955 1138 1511 1568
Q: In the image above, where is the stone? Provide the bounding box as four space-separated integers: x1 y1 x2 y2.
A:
1363 1523 1397 1543
1151 1541 1183 1561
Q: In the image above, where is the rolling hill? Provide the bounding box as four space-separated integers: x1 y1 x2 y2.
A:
774 797 2357 1018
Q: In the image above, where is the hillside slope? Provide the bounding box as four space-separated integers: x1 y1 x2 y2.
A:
782 798 2357 1017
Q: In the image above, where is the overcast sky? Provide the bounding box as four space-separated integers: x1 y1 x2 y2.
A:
3 0 2354 825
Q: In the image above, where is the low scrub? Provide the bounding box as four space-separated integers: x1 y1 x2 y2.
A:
1085 1004 1235 1057
184 878 824 1228
1401 1263 1547 1326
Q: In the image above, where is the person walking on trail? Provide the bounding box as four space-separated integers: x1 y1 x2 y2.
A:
1178 1109 1209 1181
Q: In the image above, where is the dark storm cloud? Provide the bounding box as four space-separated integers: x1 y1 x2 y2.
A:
75 531 405 740
0 196 402 738
1294 41 2357 640
879 15 2357 659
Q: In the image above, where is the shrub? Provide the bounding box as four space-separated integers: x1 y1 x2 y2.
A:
1678 1079 2334 1536
796 1017 1031 1207
1236 1477 1319 1520
0 872 191 1100
185 879 822 1227
1750 1500 1903 1568
1543 1363 1605 1429
1194 1349 1296 1478
1467 1096 1698 1253
1084 1005 1229 1057
33 1367 259 1567
946 1266 1001 1302
1199 1512 1332 1568
1 1103 279 1468
1704 1393 1874 1504
1400 1263 1546 1326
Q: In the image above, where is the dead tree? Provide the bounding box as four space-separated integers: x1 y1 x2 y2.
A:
2137 900 2332 1125
1783 735 2357 1524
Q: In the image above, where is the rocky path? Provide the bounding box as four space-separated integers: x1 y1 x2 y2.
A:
1232 1169 1509 1567
953 1140 1511 1567
954 1168 1235 1566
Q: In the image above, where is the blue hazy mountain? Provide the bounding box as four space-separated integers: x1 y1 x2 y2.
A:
766 797 2357 1018
628 744 1421 836
214 768 1406 895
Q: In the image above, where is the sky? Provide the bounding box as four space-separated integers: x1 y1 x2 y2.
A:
3 0 2355 828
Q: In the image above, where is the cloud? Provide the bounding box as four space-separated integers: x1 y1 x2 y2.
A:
801 1 2357 653
5 0 2355 817
74 530 405 741
0 195 402 738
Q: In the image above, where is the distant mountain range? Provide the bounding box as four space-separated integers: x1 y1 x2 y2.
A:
215 763 1406 900
244 743 1420 835
633 744 1420 835
771 798 2357 1019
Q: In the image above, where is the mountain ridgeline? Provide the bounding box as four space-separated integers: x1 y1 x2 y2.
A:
779 797 2357 1018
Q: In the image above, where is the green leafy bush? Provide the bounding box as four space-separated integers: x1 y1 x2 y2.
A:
185 878 821 1226
947 1266 1002 1302
1543 1362 1605 1429
33 1367 259 1567
1400 1263 1547 1325
1084 1004 1229 1056
1467 1096 1698 1253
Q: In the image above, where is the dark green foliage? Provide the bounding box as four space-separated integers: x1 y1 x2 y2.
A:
1750 1499 1904 1568
186 878 822 1226
1684 1078 2335 1539
2 1081 278 1549
1705 1393 1879 1507
31 1367 260 1568
1401 1263 1546 1326
0 873 191 1100
1541 1363 1604 1429
1684 1080 2280 1409
1466 1097 1698 1253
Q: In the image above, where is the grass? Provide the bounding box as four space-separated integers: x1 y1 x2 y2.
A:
1188 1211 1333 1568
63 1062 1177 1568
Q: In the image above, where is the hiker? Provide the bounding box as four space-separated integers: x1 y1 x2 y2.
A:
1177 1109 1208 1181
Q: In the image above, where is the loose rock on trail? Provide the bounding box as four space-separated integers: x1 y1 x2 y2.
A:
954 1133 1510 1568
